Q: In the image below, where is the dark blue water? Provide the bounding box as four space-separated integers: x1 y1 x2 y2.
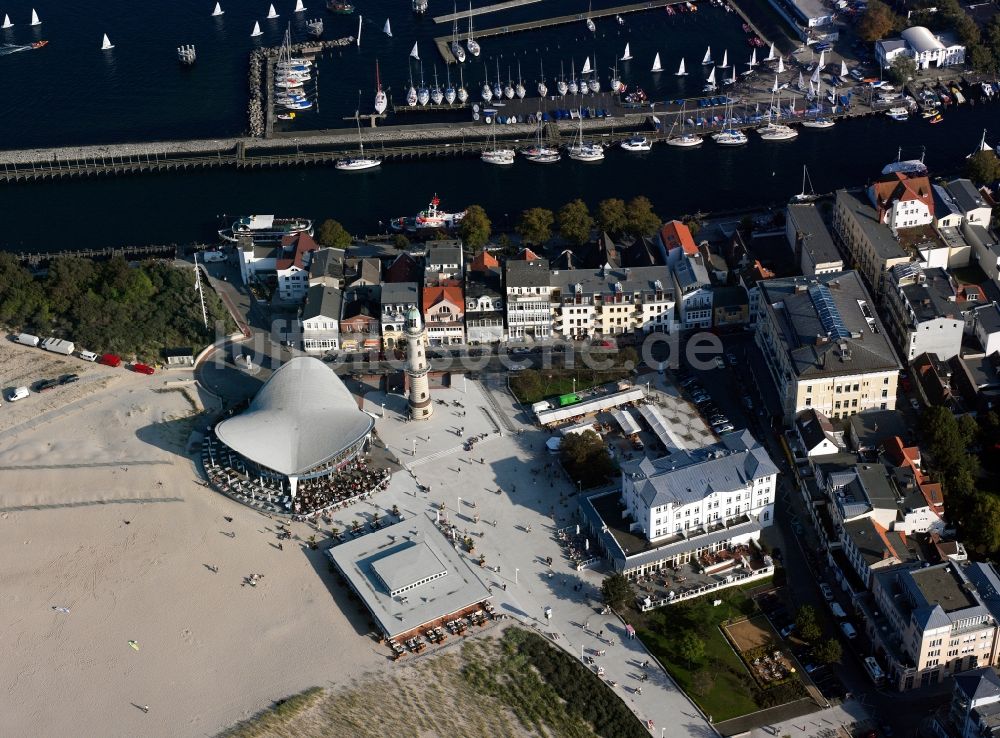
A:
1 103 992 251
0 0 765 147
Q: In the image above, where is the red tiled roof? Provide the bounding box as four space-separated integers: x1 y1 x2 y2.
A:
871 173 935 220
275 232 319 271
883 436 921 469
469 250 499 272
514 248 540 261
659 220 698 256
423 284 463 313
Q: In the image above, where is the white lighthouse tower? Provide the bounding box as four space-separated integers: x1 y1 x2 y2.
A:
404 306 433 420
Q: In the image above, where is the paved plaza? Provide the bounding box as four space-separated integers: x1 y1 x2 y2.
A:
315 373 719 737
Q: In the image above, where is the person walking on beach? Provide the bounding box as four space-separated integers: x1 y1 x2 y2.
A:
140 705 150 713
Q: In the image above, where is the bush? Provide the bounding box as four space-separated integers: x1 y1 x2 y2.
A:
560 430 617 487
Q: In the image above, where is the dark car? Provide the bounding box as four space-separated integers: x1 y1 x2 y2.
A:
59 373 80 385
35 378 61 392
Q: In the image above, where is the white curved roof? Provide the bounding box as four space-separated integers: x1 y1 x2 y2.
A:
902 26 944 54
216 357 374 476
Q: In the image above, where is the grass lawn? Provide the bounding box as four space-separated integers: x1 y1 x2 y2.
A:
510 368 632 405
630 581 769 722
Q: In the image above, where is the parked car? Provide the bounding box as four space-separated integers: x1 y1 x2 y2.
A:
132 363 155 375
726 352 738 366
840 621 858 639
60 373 80 385
819 583 834 601
780 623 797 638
35 378 61 393
77 350 98 362
6 386 29 402
100 354 122 367
830 602 847 619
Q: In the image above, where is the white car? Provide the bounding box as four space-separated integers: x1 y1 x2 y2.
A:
910 398 921 410
819 583 834 601
6 386 29 402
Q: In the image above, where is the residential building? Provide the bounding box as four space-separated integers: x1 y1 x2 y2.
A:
876 26 966 70
713 286 750 329
465 263 505 345
423 283 465 345
344 257 381 293
847 408 909 452
505 255 553 341
380 282 419 351
794 408 844 457
947 179 994 229
756 271 901 423
740 260 777 330
673 253 713 330
842 516 918 588
236 231 320 302
300 284 342 353
884 264 965 362
549 266 675 339
833 189 911 301
951 353 1000 413
931 667 1000 738
973 303 1000 355
307 247 345 289
659 220 699 266
425 240 464 285
965 226 1000 283
787 203 844 276
866 562 1000 690
869 173 935 234
384 252 421 284
934 184 967 230
339 289 380 352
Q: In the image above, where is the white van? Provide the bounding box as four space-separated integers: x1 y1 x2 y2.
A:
77 350 98 362
840 621 858 639
830 602 847 619
864 656 885 684
6 386 29 402
532 401 553 414
202 250 227 263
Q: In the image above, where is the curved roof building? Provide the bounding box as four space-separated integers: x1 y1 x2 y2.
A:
900 26 944 54
215 357 374 491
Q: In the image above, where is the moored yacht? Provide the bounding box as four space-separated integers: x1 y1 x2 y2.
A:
391 195 467 232
666 132 702 147
220 215 313 243
620 136 652 151
713 128 748 145
757 122 798 140
801 117 834 129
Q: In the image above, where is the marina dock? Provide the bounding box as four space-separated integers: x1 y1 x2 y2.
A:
433 0 683 63
432 0 543 24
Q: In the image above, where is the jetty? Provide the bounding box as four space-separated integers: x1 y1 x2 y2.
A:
17 244 178 268
432 0 543 23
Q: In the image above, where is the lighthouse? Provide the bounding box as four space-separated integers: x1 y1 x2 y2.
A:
404 306 433 420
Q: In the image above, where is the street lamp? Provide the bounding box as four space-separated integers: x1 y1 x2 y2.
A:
515 567 519 585
458 496 462 512
380 402 385 418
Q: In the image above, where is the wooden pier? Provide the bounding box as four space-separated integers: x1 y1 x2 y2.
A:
434 0 680 62
17 244 178 268
432 0 543 24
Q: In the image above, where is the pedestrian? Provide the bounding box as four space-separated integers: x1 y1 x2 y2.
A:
140 705 150 714
599 629 604 638
278 542 283 551
502 582 507 591
480 457 484 465
636 687 642 695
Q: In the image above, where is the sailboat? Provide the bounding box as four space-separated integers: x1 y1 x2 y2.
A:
336 115 382 170
713 100 747 145
538 60 548 97
817 50 826 70
586 1 596 32
482 118 515 165
407 64 418 106
791 165 817 202
466 3 481 57
840 59 848 78
568 59 578 94
410 41 419 60
581 56 592 76
457 65 469 103
609 62 621 93
567 116 604 161
445 65 456 104
383 18 391 36
557 61 568 95
801 114 834 129
747 48 756 69
212 2 224 16
294 0 306 12
431 66 444 105
702 46 713 65
356 14 362 47
622 43 632 62
250 22 262 37
703 66 716 93
666 102 702 147
374 61 388 114
777 56 785 74
417 62 430 105
2 14 13 28
675 58 687 76
450 4 466 63
757 90 798 140
480 63 492 102
719 49 729 69
764 42 775 61
521 118 560 161
515 62 525 99
101 33 115 49
267 4 279 19
651 53 662 73
588 54 600 93
30 9 40 25
503 66 514 99
493 60 502 99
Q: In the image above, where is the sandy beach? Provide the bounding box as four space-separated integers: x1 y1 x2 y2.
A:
0 343 388 737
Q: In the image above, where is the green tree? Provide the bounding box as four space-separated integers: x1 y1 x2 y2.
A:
685 218 703 239
965 150 1000 185
558 199 594 246
813 637 843 664
600 573 633 610
676 631 705 668
618 346 639 369
392 234 410 250
968 44 997 73
317 219 352 248
560 429 616 486
624 196 661 238
968 494 1000 554
509 368 543 402
887 56 917 85
459 204 492 249
796 605 822 642
516 207 555 247
857 0 901 42
596 198 628 236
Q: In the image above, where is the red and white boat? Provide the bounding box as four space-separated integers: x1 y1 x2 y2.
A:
391 195 466 232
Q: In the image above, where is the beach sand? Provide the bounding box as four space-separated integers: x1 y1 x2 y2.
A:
0 346 388 737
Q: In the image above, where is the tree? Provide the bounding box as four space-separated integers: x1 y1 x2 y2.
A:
558 199 594 246
676 631 705 667
560 429 617 486
966 150 1000 186
857 0 901 42
796 605 822 642
887 56 916 86
813 637 843 664
967 494 1000 554
624 196 661 238
509 368 543 402
596 198 628 236
601 573 633 610
459 204 492 249
685 218 702 239
392 234 410 250
968 44 997 74
317 219 352 248
516 207 554 247
618 346 639 369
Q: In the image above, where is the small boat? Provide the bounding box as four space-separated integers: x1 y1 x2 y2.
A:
503 65 514 99
2 14 12 28
267 4 280 19
516 62 526 99
482 148 515 165
457 65 469 102
675 58 686 76
445 65 456 104
886 106 909 121
306 18 323 37
621 136 652 151
557 61 568 95
383 18 391 36
702 46 712 65
587 55 600 93
30 8 40 25
451 39 466 63
413 0 428 14
801 117 834 129
622 43 632 62
431 67 444 105
327 1 355 14
391 195 466 232
929 113 943 124
101 33 114 49
718 49 729 68
212 2 224 16
566 117 604 161
466 3 480 56
277 112 296 120
758 122 797 140
407 81 418 106
703 66 717 93
651 53 662 73
374 60 388 114
481 63 493 102
220 215 313 243
764 42 775 61
295 0 306 12
250 22 262 38
538 60 548 97
410 41 420 60
921 108 939 119
31 39 48 49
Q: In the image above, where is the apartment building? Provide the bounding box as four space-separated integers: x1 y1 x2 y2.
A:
756 271 901 422
884 263 965 362
299 283 342 353
380 282 419 351
787 203 844 276
673 253 713 330
339 289 381 353
424 240 463 285
869 172 935 234
549 266 675 339
465 267 505 345
423 283 465 345
505 255 553 341
833 189 911 301
931 667 1000 738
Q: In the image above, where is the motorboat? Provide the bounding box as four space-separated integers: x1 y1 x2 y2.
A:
391 195 467 232
885 106 909 121
620 136 652 151
335 156 381 170
277 112 296 120
482 148 516 165
801 117 834 129
713 129 748 145
220 215 313 243
413 0 428 13
757 122 798 140
327 1 355 13
666 132 702 147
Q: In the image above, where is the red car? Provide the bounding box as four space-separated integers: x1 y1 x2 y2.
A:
132 363 155 375
99 353 122 367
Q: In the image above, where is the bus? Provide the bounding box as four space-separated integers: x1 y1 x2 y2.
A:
863 656 885 685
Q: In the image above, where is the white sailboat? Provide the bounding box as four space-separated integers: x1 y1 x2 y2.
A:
586 2 595 33
457 65 469 103
212 2 224 16
374 60 388 114
791 165 817 201
557 61 568 95
666 103 702 147
267 4 279 19
521 119 560 162
719 50 729 68
817 50 825 70
651 53 662 73
840 59 848 78
336 116 382 171
30 9 40 25
622 43 632 62
101 33 114 49
567 116 604 161
568 59 578 94
765 42 775 61
748 48 757 68
702 46 712 65
410 41 419 60
581 56 592 75
407 66 418 106
727 65 737 86
294 0 306 12
538 60 548 97
758 91 798 140
482 118 515 165
383 18 391 36
777 56 785 74
250 22 262 37
675 58 687 76
516 62 526 99
357 15 362 47
466 3 480 57
450 3 466 63
703 66 717 92
445 65 456 104
431 66 443 105
588 54 600 93
713 100 747 145
2 14 12 28
417 62 429 105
